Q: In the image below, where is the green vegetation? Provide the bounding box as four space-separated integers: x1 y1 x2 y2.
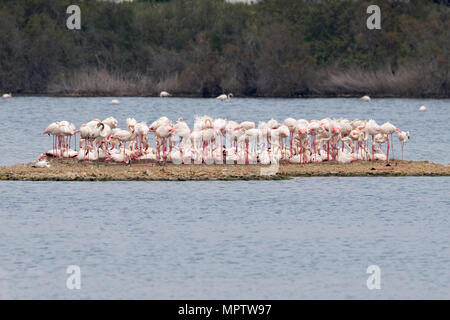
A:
0 0 449 97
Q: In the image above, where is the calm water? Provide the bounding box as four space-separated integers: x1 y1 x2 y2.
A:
0 97 449 299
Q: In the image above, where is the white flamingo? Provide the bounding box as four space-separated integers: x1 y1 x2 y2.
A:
361 95 371 102
216 93 233 101
397 130 410 160
160 91 171 97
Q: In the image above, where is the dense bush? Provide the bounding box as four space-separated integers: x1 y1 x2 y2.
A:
0 0 448 97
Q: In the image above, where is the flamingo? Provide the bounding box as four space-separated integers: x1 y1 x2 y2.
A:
283 118 297 154
216 93 233 101
32 159 50 168
201 119 215 164
361 95 371 102
295 119 309 163
173 117 191 156
2 93 12 99
91 122 112 160
111 128 137 163
155 123 174 163
419 105 427 112
43 122 60 156
102 116 118 129
365 119 380 162
160 91 171 97
397 130 410 160
111 99 120 105
379 122 397 163
213 118 227 164
336 149 357 164
47 121 75 158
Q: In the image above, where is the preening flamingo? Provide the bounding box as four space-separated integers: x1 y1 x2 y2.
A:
111 128 137 163
102 116 118 129
216 93 233 101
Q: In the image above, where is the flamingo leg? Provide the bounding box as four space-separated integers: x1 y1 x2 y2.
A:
385 136 390 163
371 135 375 162
327 141 330 161
391 133 394 159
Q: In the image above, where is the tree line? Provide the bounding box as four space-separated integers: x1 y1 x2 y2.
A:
0 0 449 97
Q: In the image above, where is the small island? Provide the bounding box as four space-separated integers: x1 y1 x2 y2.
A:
1 160 449 181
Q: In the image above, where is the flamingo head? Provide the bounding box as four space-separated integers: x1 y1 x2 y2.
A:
205 119 213 129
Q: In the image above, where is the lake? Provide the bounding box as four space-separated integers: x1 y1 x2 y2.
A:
0 97 449 299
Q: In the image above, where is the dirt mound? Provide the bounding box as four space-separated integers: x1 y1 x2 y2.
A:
1 159 449 181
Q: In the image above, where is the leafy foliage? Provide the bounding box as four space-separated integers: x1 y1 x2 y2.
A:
0 0 448 96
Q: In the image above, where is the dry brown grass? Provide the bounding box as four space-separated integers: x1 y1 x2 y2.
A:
46 61 449 98
314 62 449 97
48 69 156 96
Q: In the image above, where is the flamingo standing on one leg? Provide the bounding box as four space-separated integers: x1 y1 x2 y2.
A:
379 122 397 163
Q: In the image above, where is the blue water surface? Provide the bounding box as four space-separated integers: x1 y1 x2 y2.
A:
0 97 449 299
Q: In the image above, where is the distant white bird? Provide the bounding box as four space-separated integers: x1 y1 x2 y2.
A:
32 159 50 168
217 93 233 101
2 93 12 99
360 95 371 102
160 91 171 98
419 105 427 112
111 99 120 105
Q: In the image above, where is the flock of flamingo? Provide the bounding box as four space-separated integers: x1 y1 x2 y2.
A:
39 115 411 166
